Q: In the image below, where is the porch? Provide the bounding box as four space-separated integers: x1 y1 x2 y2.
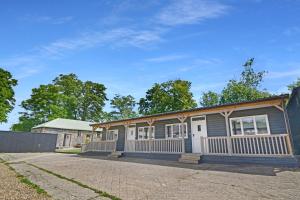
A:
81 134 293 156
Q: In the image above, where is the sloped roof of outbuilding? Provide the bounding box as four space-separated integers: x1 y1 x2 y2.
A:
32 118 94 131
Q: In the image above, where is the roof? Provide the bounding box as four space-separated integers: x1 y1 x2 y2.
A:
287 86 300 107
32 118 94 131
92 94 289 127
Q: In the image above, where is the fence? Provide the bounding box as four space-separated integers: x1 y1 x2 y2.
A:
0 131 57 153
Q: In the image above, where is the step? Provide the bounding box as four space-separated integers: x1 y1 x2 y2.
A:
178 158 200 164
178 153 201 164
107 151 123 158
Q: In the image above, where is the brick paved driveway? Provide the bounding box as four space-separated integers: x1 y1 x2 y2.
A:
1 153 300 200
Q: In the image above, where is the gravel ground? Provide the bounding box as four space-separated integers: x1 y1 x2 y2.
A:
2 153 300 200
0 162 51 200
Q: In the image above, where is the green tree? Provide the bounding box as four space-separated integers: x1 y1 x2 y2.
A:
139 79 197 115
288 78 300 91
199 58 270 106
110 94 137 119
220 58 269 104
0 68 17 123
200 91 219 107
12 73 107 131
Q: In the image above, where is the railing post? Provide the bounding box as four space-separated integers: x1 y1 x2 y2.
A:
221 111 233 155
286 134 293 155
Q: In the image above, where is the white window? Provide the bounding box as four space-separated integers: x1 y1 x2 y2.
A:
138 126 155 140
230 115 270 136
106 130 118 140
165 123 188 139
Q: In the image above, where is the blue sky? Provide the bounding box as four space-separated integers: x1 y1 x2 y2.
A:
1 0 300 130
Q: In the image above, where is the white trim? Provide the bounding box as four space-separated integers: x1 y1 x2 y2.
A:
137 126 155 140
165 122 188 139
230 114 271 136
106 129 118 141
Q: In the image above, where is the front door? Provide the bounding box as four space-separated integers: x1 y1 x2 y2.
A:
127 127 136 140
191 116 207 153
63 134 72 147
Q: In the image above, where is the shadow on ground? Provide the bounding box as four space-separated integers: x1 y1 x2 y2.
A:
77 154 300 176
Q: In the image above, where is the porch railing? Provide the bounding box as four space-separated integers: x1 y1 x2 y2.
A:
202 134 292 156
81 141 117 152
125 138 183 154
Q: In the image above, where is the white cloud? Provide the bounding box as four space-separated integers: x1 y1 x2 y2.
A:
157 0 229 26
21 15 73 25
267 69 300 79
145 54 188 62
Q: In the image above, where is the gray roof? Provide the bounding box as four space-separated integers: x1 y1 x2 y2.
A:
32 118 94 131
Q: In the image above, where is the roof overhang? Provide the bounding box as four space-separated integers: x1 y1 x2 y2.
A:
91 95 289 130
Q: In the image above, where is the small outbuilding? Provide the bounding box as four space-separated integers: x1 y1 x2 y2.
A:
31 118 101 148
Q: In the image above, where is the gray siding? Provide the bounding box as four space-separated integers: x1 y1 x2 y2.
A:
230 106 287 135
287 87 300 155
206 106 287 137
207 113 227 137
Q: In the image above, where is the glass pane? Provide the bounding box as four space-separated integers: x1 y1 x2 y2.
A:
231 119 242 135
256 116 268 134
138 128 144 139
166 126 172 138
173 125 180 138
197 125 201 132
242 117 255 135
144 127 149 139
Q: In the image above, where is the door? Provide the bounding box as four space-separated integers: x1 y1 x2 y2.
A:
127 127 136 140
191 116 207 153
63 134 72 147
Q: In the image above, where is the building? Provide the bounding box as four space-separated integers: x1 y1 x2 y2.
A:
82 93 300 167
32 118 101 148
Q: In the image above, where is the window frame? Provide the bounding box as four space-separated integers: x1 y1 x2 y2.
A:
106 129 118 141
230 114 271 136
165 122 188 139
137 126 155 140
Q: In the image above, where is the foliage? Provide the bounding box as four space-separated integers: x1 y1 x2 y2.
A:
110 94 138 119
287 78 300 91
200 91 219 107
12 73 107 131
0 68 17 123
138 79 197 115
200 58 270 106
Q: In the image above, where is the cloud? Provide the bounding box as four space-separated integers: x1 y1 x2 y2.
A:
157 0 229 26
145 54 188 62
21 15 73 25
283 26 300 36
267 68 300 79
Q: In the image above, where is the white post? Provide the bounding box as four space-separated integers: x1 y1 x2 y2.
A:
221 111 233 155
177 115 187 154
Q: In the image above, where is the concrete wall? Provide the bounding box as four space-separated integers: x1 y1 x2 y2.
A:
0 131 57 153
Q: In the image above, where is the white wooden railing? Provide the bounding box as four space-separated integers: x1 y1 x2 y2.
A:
125 138 183 154
81 141 117 152
201 134 292 156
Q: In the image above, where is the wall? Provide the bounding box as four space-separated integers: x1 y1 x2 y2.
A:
287 87 300 155
0 131 57 153
206 106 287 137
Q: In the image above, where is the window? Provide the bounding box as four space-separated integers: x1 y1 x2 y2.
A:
106 130 118 140
230 115 270 136
165 123 188 139
138 126 155 140
77 131 82 137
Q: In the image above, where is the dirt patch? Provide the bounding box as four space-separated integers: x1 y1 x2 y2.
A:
0 162 51 200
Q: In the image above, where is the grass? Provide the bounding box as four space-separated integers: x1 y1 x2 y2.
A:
55 148 81 154
27 163 121 200
0 158 49 197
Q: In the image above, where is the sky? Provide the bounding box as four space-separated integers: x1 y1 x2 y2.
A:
1 0 300 130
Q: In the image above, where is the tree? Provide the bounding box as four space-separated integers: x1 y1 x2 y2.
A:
0 68 17 123
199 58 270 106
110 94 137 120
12 73 107 131
200 91 219 107
139 79 197 115
288 78 300 91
